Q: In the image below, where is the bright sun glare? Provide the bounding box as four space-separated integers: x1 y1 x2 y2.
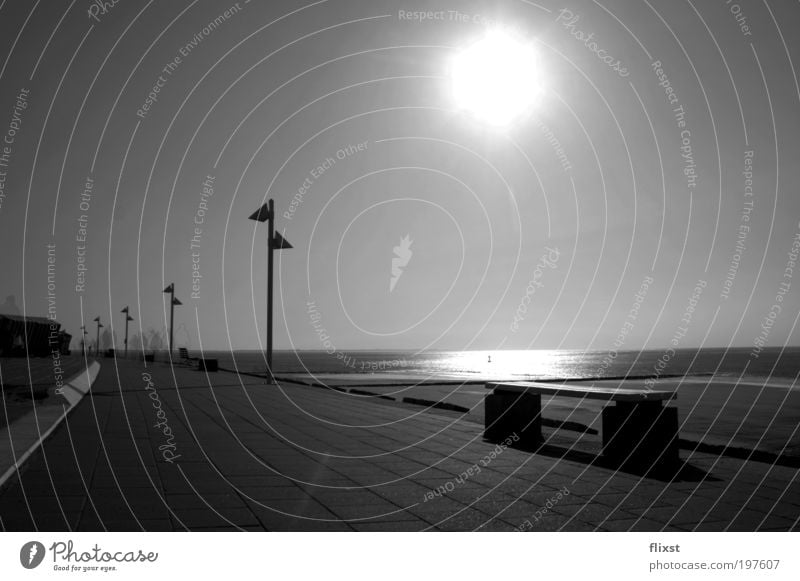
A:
450 29 545 127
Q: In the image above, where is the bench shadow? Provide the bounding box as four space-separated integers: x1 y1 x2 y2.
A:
679 438 800 469
490 438 719 483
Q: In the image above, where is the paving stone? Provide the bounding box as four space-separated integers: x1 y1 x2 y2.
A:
433 509 503 531
351 520 426 531
2 359 798 531
169 507 259 529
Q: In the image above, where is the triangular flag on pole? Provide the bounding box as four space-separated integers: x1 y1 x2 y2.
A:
273 231 293 249
248 203 271 222
163 283 174 293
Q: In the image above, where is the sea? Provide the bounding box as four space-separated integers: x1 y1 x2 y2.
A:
194 346 799 386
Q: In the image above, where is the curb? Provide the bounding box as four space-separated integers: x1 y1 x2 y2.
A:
0 361 101 490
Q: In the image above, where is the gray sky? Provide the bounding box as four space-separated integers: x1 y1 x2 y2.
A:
1 0 798 352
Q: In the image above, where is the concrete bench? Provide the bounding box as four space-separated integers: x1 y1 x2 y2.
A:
197 358 218 372
485 381 679 468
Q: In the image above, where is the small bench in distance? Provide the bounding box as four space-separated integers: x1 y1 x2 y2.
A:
178 347 196 365
485 381 679 469
197 358 218 372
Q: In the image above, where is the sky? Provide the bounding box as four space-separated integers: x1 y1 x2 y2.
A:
0 0 799 353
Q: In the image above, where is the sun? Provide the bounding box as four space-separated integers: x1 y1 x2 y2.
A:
449 29 545 127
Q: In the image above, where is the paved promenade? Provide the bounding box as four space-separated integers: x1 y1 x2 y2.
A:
0 358 797 531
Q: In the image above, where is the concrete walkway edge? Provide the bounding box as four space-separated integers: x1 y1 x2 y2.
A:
0 361 101 489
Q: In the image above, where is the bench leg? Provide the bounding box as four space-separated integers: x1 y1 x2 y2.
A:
484 390 542 447
602 402 679 469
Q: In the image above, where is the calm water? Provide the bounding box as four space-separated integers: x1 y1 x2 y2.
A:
194 347 799 385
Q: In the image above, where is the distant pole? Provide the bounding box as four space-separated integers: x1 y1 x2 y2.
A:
80 325 88 356
93 316 102 357
165 283 174 354
163 284 181 358
248 199 292 380
121 306 133 358
172 296 181 354
267 198 274 372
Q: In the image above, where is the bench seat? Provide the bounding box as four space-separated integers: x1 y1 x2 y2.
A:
484 381 680 469
487 381 676 402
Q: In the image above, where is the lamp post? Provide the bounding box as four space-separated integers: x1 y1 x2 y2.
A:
93 316 103 357
162 284 181 357
121 306 133 358
80 325 88 356
248 199 292 379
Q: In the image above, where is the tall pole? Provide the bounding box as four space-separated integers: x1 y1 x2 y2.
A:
93 316 102 357
121 306 132 359
169 285 175 356
267 199 274 374
248 199 292 382
163 284 180 360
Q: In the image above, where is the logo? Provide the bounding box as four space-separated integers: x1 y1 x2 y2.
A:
20 541 45 569
389 235 413 292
